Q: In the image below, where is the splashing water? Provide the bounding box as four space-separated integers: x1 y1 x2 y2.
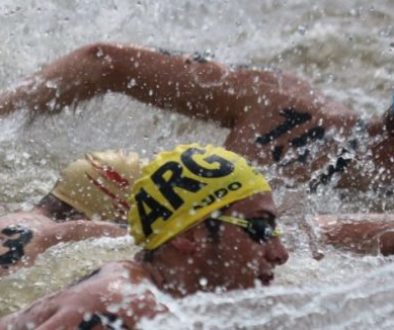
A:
0 0 394 328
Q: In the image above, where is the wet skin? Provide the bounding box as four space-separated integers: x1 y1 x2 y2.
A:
0 211 127 277
0 192 288 329
219 192 288 286
0 261 167 329
317 214 394 255
0 43 392 190
149 191 289 296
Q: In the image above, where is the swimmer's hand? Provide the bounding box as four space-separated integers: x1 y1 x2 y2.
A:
0 44 116 117
0 261 167 329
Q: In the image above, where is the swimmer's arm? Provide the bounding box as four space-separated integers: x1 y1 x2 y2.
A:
50 220 127 242
0 261 167 329
0 218 126 277
0 213 56 276
317 214 394 256
1 42 359 132
0 43 259 126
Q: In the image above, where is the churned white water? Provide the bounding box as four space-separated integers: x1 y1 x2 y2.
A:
0 0 393 328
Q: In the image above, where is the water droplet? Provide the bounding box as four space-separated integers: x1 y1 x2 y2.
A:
199 277 208 287
45 80 57 89
22 152 30 159
127 78 137 88
210 210 221 218
96 48 104 58
298 25 307 35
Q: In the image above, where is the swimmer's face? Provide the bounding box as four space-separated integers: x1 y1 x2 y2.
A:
199 192 288 290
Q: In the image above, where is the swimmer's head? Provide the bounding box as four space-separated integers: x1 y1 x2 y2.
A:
128 144 271 250
51 150 143 222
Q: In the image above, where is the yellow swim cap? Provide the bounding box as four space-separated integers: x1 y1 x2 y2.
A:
128 144 271 250
52 150 143 222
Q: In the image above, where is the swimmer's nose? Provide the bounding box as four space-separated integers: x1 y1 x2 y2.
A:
265 238 289 265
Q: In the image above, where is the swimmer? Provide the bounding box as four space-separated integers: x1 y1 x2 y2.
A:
0 42 393 190
0 144 288 329
0 150 142 276
0 44 393 259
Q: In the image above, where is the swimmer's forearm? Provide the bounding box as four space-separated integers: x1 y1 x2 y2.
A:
317 214 394 255
0 85 38 117
0 48 108 117
54 220 127 242
0 261 165 328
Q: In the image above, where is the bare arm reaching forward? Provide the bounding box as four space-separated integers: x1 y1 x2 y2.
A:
3 42 392 189
0 43 258 127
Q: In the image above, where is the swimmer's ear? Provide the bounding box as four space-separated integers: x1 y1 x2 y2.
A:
170 236 196 254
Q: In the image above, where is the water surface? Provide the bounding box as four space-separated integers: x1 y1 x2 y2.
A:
0 1 393 328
